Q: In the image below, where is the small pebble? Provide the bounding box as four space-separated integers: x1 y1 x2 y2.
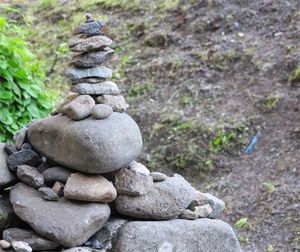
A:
0 240 11 249
52 181 65 197
128 161 150 175
179 209 198 220
91 104 113 120
38 187 59 201
194 204 213 218
150 172 167 182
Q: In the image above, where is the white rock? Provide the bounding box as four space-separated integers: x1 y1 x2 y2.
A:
12 241 32 252
128 160 150 175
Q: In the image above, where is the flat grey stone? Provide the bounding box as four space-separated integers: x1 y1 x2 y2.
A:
27 113 143 174
69 35 112 53
113 219 242 252
42 166 72 186
73 21 108 36
91 104 113 120
71 77 106 85
10 183 110 247
71 81 119 95
17 165 44 189
38 187 59 201
96 95 129 112
0 143 17 189
65 66 112 80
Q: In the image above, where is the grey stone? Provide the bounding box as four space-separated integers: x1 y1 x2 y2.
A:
194 204 213 218
52 181 64 197
27 113 143 174
42 166 72 186
96 95 129 112
13 128 28 150
16 165 44 189
158 241 173 252
63 247 105 252
150 172 167 182
114 168 153 196
71 47 114 68
92 104 113 120
4 143 17 155
53 92 79 115
113 219 242 252
10 183 110 247
114 174 197 220
11 241 32 252
0 240 11 249
0 143 17 189
71 81 119 95
7 149 41 172
64 173 117 203
71 77 106 85
204 193 226 219
73 21 108 36
38 187 59 201
3 228 59 251
188 191 210 210
0 195 13 233
69 35 112 53
179 209 198 220
21 143 31 150
61 95 95 120
65 66 112 80
128 160 150 175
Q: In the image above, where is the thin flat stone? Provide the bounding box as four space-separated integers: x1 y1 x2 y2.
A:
69 35 113 53
65 66 112 80
71 81 120 95
73 21 109 36
71 77 106 85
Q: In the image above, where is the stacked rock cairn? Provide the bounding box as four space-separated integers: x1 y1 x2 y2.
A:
0 15 241 252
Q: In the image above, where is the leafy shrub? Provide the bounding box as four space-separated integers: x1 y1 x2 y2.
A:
0 17 55 141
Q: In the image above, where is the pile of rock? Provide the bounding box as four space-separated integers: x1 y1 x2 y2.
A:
0 16 241 252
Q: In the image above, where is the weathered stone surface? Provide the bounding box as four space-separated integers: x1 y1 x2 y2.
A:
71 47 114 67
13 128 28 150
28 113 143 174
3 228 60 251
114 168 153 196
16 165 44 189
52 181 64 197
188 191 211 210
42 166 72 186
38 187 58 201
0 195 13 233
73 21 109 36
150 172 167 182
71 81 119 95
92 104 113 119
0 240 10 249
65 66 112 80
10 183 111 247
52 92 79 115
4 143 17 155
64 173 117 203
96 95 129 112
194 204 213 218
204 193 226 219
12 241 32 252
179 209 198 220
128 160 150 175
71 77 105 85
0 143 16 188
69 35 112 52
113 219 242 252
7 149 41 172
61 95 95 120
115 174 197 220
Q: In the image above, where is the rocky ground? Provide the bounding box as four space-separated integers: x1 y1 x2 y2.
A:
1 0 300 251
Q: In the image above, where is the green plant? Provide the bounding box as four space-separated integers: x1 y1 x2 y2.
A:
263 182 276 194
267 244 273 252
289 66 300 83
0 17 55 141
128 82 154 97
209 128 236 153
235 217 248 229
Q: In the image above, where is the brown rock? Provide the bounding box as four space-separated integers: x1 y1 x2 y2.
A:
96 95 129 112
52 181 64 197
17 165 44 189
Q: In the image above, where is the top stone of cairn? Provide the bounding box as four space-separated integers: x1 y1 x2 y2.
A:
73 13 109 36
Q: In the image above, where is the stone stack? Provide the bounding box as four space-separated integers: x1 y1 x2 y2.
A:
0 16 241 252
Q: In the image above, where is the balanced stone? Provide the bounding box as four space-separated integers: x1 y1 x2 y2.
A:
10 183 110 247
96 95 129 112
71 47 114 68
65 66 112 80
114 174 197 220
61 95 95 120
42 166 72 186
92 104 113 119
71 77 106 85
73 21 109 36
3 228 60 251
11 241 32 252
53 92 79 114
7 149 41 172
150 172 167 182
64 173 117 203
0 143 16 188
128 160 150 175
16 165 44 189
27 113 142 174
38 187 59 201
69 35 113 53
71 81 119 95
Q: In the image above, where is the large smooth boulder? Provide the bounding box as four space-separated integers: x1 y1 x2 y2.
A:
0 143 17 188
10 183 110 247
114 174 197 220
113 219 242 252
27 113 143 174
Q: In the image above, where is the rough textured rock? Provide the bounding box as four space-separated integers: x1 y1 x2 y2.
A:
115 174 197 220
27 113 143 174
53 92 79 114
61 95 95 120
150 172 167 182
42 166 72 186
3 228 59 251
71 47 114 67
52 181 64 197
0 143 16 188
179 209 198 220
71 77 105 85
188 191 210 210
64 173 117 203
69 36 112 52
13 128 28 150
96 95 129 112
128 160 150 175
204 193 226 219
194 204 213 218
16 165 44 189
4 143 17 155
11 241 32 252
10 183 110 247
73 21 108 36
113 219 242 252
65 66 112 80
71 81 119 95
0 195 14 233
7 149 41 172
38 187 59 201
92 104 113 120
114 168 153 196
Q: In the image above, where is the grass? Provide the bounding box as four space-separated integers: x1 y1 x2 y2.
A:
289 66 300 83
